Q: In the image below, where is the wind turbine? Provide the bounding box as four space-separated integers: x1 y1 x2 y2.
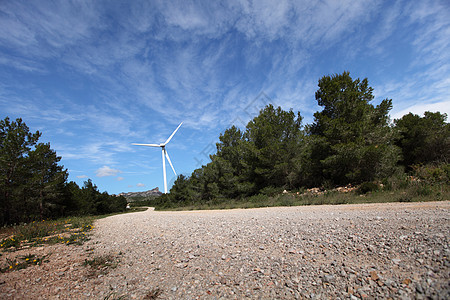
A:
132 122 183 194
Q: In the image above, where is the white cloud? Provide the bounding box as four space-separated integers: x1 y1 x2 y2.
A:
77 175 88 179
59 138 138 166
162 1 208 31
371 0 450 122
0 55 45 73
136 183 145 187
0 1 102 58
96 166 122 177
117 177 124 181
2 0 449 196
392 100 450 120
0 0 382 133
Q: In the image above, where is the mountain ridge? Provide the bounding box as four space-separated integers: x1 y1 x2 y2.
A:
117 187 162 199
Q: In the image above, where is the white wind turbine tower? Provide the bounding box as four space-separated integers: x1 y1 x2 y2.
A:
132 122 183 194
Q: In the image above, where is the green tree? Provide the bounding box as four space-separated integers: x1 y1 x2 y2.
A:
214 126 246 198
244 104 303 191
28 143 68 219
79 179 98 214
216 126 244 167
291 134 329 188
0 117 41 224
169 174 191 204
108 194 127 213
1 116 126 224
165 105 304 204
309 71 400 185
63 179 126 215
63 181 82 215
395 111 449 169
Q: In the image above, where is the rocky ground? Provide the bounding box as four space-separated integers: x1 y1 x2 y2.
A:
1 201 449 299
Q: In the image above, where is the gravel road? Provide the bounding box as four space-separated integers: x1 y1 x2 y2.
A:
1 201 449 299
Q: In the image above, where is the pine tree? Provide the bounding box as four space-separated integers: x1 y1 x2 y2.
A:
28 143 68 219
0 117 41 224
309 71 400 185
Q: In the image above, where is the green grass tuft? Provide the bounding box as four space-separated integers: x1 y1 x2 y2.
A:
0 216 95 251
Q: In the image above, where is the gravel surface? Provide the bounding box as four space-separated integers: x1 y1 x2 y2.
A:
1 201 449 299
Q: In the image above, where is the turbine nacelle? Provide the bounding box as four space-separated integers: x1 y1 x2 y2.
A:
132 122 183 194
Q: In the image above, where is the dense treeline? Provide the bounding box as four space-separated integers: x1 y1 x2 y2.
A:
158 71 449 208
0 117 126 226
2 71 448 222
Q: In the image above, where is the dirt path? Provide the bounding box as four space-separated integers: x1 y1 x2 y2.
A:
1 201 449 299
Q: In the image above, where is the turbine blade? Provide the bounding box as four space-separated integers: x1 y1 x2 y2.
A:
132 143 161 147
165 151 177 176
164 122 183 145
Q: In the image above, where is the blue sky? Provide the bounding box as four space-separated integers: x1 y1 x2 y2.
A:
1 0 449 195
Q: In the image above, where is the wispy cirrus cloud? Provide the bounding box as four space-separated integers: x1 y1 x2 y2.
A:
0 1 102 57
0 0 382 132
58 140 134 166
371 0 450 118
1 0 449 195
96 166 122 177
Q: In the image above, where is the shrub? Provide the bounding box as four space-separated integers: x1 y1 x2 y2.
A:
413 163 449 184
0 237 20 249
413 184 433 196
275 194 295 206
1 254 49 273
260 186 283 196
357 182 379 194
17 221 61 240
0 216 94 250
397 193 413 202
247 194 269 203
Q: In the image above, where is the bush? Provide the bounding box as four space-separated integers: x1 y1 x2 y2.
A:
278 194 296 206
415 185 433 196
0 237 20 249
357 182 379 194
398 193 413 202
247 194 269 203
0 216 95 250
260 186 283 196
413 163 449 184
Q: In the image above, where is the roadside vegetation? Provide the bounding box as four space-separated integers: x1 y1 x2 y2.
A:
0 216 95 250
0 206 148 253
0 215 95 273
1 71 449 222
132 71 449 210
133 164 449 211
0 206 148 273
0 117 127 227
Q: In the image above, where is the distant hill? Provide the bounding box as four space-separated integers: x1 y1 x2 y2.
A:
118 187 162 200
